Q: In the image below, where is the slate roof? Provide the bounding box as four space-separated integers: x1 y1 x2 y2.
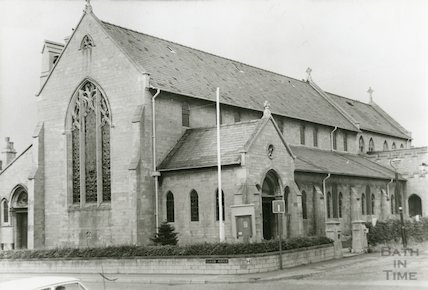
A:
100 21 358 132
327 93 410 139
292 146 403 180
159 120 260 171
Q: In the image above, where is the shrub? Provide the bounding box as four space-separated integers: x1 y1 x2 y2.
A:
365 217 428 246
0 235 332 259
150 221 179 246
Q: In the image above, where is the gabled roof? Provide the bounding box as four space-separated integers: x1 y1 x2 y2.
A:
158 120 260 171
327 92 410 139
292 146 404 180
100 21 359 132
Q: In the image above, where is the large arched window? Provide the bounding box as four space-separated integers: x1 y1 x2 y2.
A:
359 136 365 153
338 193 343 218
391 194 395 214
69 81 111 205
368 138 375 152
371 194 375 215
361 193 366 215
383 140 389 151
1 199 9 225
327 192 332 218
190 190 199 221
216 189 225 221
166 191 175 222
302 190 307 219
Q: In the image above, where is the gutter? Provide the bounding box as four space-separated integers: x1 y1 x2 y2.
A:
330 126 338 151
151 88 161 233
322 173 331 220
386 178 394 200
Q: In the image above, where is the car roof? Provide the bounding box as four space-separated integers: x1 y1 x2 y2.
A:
0 276 81 290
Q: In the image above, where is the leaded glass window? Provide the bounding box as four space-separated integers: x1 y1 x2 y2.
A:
70 81 111 205
81 35 95 50
166 191 174 222
190 190 199 222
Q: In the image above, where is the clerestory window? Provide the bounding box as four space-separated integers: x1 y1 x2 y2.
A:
69 81 112 205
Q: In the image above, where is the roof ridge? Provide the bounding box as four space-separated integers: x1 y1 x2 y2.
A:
369 101 411 138
326 91 369 105
100 20 309 85
186 119 260 131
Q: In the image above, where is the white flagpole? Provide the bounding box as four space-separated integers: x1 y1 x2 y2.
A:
216 87 225 242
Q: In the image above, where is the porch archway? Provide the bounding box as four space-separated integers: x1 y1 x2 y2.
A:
408 194 422 217
10 186 28 249
261 170 281 240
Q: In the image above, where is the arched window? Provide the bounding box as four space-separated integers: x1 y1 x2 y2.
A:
302 191 307 219
392 142 396 150
300 125 306 145
371 194 375 215
216 189 225 221
391 194 395 214
361 193 366 215
365 185 371 215
383 140 389 151
332 185 338 218
400 144 404 149
284 186 290 214
1 199 9 224
313 127 318 147
182 102 190 127
190 190 199 221
359 136 365 153
166 191 175 222
327 192 332 218
69 81 111 204
234 111 241 123
338 193 343 218
368 138 375 152
343 133 348 152
408 194 422 217
80 34 94 50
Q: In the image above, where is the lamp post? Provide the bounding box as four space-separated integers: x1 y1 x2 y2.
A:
390 158 406 249
399 206 407 249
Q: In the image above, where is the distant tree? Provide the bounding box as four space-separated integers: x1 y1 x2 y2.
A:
151 221 179 246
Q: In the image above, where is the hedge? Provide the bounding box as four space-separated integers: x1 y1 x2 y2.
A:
0 236 333 259
365 217 428 246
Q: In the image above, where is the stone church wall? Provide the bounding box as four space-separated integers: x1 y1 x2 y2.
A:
37 14 146 247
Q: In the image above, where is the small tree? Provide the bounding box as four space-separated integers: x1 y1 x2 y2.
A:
151 221 179 246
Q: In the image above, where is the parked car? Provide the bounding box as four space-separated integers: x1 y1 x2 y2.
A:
0 276 88 290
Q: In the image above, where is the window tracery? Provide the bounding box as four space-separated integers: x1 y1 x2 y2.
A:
70 81 111 205
80 35 94 50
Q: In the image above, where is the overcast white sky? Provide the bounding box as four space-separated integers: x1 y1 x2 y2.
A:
0 0 427 156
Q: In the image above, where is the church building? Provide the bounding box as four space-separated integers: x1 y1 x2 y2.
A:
0 2 422 250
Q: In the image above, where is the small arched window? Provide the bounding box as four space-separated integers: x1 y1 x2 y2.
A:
383 140 389 151
371 194 375 215
392 142 396 150
166 191 175 222
359 136 365 153
80 34 95 50
234 111 241 123
190 190 199 222
216 189 225 221
327 192 332 218
391 194 395 214
182 102 190 127
343 133 348 151
1 199 9 224
313 127 318 147
400 144 404 149
338 193 343 218
284 186 290 214
302 191 307 219
361 193 366 215
368 138 375 152
300 125 306 145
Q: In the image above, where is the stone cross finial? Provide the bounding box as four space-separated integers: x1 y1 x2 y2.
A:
306 67 312 81
367 86 374 103
84 0 92 13
263 101 271 118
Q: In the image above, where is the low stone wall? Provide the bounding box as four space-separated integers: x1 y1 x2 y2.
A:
0 244 336 274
